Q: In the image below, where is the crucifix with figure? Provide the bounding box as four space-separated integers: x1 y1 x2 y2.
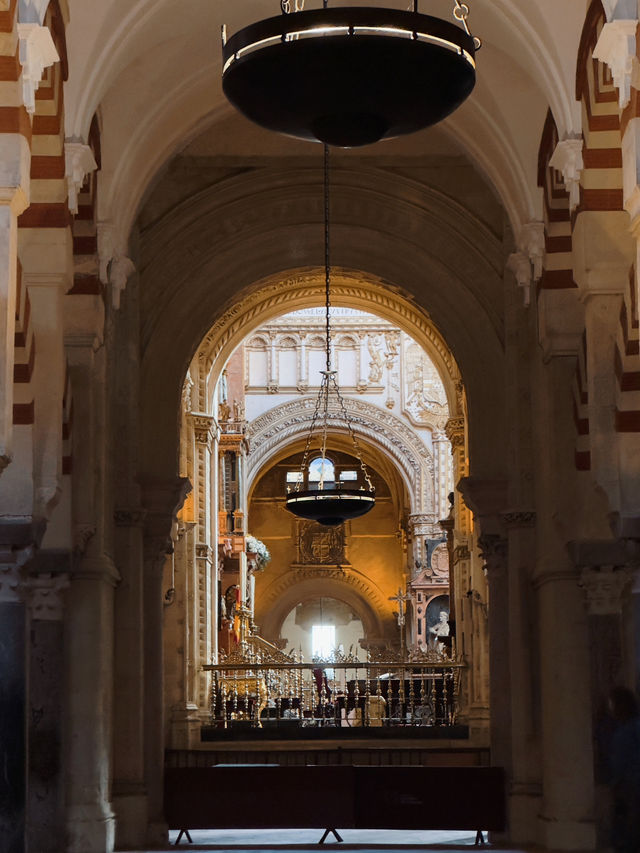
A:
389 587 412 657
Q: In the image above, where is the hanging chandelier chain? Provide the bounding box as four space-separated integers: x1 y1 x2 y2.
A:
329 375 375 493
452 0 481 47
295 374 327 492
280 0 304 13
324 143 331 374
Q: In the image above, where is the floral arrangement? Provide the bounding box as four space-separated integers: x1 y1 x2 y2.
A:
245 534 271 569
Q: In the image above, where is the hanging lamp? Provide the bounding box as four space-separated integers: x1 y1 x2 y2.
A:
285 145 376 527
221 1 479 148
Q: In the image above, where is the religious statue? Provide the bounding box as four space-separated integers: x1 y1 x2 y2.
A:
224 584 240 621
367 335 384 383
219 400 231 421
429 611 450 649
233 399 245 421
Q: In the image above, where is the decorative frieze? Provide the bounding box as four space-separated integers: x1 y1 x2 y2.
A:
579 566 633 615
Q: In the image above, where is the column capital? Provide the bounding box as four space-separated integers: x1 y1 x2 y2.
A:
190 413 215 446
64 143 98 215
17 22 59 114
25 572 69 620
593 18 638 109
477 534 508 578
549 138 583 212
579 565 633 615
507 251 533 307
445 416 464 447
519 221 545 282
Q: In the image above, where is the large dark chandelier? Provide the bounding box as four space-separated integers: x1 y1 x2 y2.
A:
222 1 479 148
285 146 376 526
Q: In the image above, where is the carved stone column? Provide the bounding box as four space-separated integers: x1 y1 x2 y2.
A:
64 551 119 853
477 533 510 775
502 511 541 840
0 550 30 853
141 478 189 845
192 414 214 714
112 507 148 850
25 570 68 853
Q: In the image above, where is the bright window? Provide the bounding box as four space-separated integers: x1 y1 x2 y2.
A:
312 624 335 658
308 457 335 483
339 470 358 481
286 471 303 483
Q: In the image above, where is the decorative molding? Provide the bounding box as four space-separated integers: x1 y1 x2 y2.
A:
17 22 58 114
579 566 633 615
64 143 98 215
519 221 545 283
549 139 584 212
25 572 69 620
593 19 639 109
198 271 457 386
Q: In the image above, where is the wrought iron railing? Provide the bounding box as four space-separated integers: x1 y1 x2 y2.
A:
203 641 463 729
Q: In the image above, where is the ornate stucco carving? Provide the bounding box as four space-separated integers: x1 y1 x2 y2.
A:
197 270 458 394
246 396 435 513
26 572 69 620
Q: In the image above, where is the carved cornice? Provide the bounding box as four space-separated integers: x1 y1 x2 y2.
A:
579 566 633 616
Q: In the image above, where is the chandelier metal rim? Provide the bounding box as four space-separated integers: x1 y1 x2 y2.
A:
222 6 477 148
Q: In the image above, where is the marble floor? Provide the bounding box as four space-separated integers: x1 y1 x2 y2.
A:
125 828 532 852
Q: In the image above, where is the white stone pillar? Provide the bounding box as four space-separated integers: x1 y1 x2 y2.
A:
65 556 118 853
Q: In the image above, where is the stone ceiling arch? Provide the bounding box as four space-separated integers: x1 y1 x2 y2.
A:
64 1 583 245
257 570 393 648
139 171 506 486
245 397 435 517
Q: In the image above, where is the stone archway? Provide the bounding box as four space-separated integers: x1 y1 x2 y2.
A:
246 396 436 516
257 569 393 648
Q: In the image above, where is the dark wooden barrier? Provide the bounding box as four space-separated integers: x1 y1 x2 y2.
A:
164 765 505 843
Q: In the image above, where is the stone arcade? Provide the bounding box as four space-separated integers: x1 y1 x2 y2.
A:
2 1 640 851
